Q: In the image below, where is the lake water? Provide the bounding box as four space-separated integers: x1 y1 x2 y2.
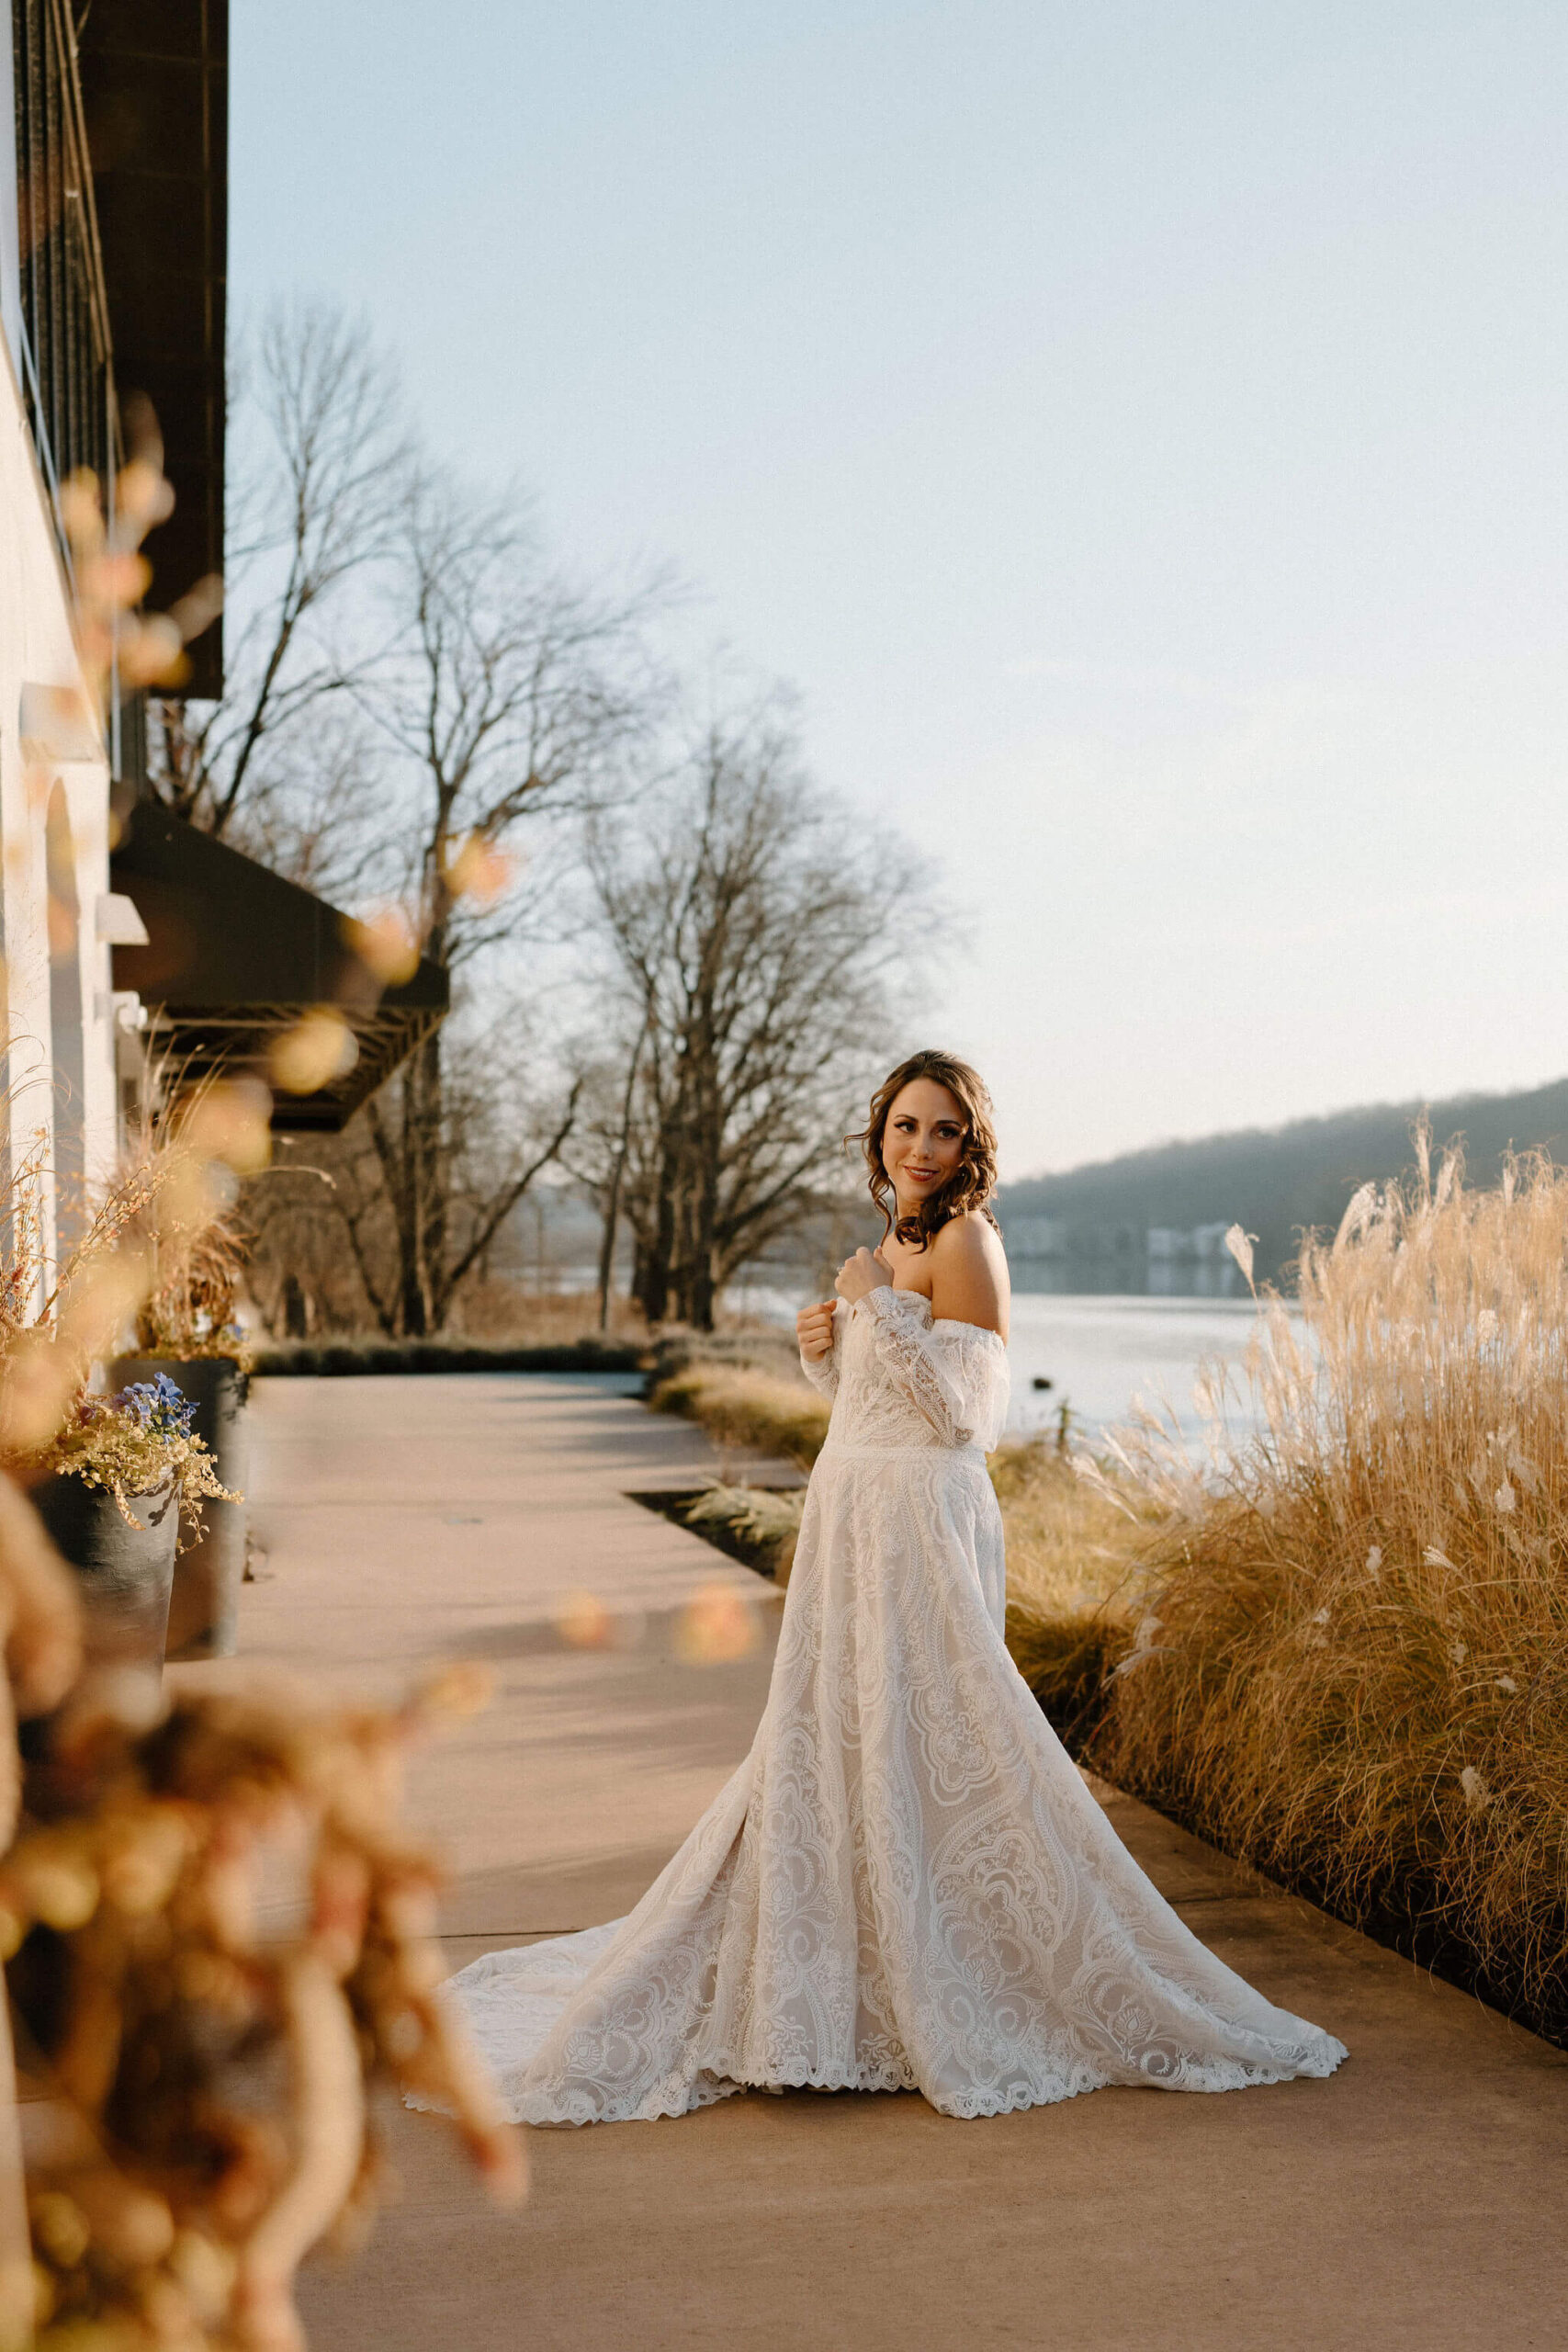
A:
1003 1293 1270 1445
728 1281 1276 1447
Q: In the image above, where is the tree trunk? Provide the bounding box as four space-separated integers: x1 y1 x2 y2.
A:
637 1113 679 1323
688 1253 716 1331
597 1024 646 1331
637 1225 671 1325
389 1030 447 1337
395 1065 429 1338
687 1097 722 1330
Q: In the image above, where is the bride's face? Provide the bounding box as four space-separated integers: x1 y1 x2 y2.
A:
883 1078 966 1213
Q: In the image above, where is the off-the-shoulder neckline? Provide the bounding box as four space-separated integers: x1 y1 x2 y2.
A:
883 1288 1009 1344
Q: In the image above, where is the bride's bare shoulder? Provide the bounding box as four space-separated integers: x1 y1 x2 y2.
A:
929 1212 1010 1336
931 1209 1009 1272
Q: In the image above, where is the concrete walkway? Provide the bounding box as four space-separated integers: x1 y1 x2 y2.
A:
186 1374 1568 2352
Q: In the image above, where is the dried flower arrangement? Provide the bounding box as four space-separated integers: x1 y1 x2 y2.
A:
35 1375 234 1531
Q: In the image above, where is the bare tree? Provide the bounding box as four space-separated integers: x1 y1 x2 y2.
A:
301 1029 581 1336
149 297 408 844
136 301 674 1338
244 1012 588 1340
338 469 666 1333
223 700 391 900
240 1154 363 1336
581 700 929 1329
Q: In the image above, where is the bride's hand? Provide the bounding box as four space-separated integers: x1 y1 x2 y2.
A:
835 1247 894 1305
796 1300 837 1362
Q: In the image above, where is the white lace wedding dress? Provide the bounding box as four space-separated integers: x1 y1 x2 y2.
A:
429 1287 1346 2124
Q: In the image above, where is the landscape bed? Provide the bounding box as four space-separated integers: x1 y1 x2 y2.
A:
254 1337 647 1376
627 1485 806 1581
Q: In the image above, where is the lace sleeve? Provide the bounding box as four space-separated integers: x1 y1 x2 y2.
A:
799 1303 841 1399
857 1288 975 1445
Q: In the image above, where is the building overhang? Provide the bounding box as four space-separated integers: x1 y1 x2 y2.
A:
108 803 447 1134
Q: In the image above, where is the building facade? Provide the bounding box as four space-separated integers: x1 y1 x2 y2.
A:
1 0 134 1238
2 3 443 1275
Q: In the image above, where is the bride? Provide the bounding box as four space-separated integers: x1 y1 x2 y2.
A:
430 1049 1346 2124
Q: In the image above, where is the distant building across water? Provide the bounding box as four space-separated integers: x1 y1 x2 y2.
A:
998 1212 1246 1298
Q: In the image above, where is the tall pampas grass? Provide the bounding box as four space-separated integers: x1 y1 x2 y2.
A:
1092 1137 1568 2026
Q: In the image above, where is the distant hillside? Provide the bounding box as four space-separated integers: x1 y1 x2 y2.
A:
998 1076 1568 1286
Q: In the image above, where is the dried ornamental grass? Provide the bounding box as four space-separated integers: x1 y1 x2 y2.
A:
649 1363 831 1468
125 1074 263 1375
993 1440 1149 1736
0 1125 174 1464
1093 1144 1568 2027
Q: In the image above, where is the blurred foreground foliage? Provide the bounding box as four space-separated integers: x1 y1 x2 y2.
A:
6 1655 522 2352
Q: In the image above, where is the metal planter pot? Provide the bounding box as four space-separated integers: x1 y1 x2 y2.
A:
32 1472 178 1687
111 1356 249 1659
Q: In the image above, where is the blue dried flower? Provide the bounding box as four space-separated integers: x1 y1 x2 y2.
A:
115 1372 196 1441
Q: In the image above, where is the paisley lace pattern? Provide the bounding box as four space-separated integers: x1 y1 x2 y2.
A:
424 1289 1346 2125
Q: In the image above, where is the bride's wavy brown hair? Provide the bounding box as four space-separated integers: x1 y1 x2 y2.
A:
851 1049 1000 1250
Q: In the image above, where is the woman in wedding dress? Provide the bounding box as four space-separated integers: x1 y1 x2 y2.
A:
431 1050 1346 2124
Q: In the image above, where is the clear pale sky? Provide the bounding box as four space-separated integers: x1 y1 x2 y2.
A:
231 1 1568 1179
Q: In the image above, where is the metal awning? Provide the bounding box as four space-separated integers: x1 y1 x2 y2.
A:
109 802 447 1133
